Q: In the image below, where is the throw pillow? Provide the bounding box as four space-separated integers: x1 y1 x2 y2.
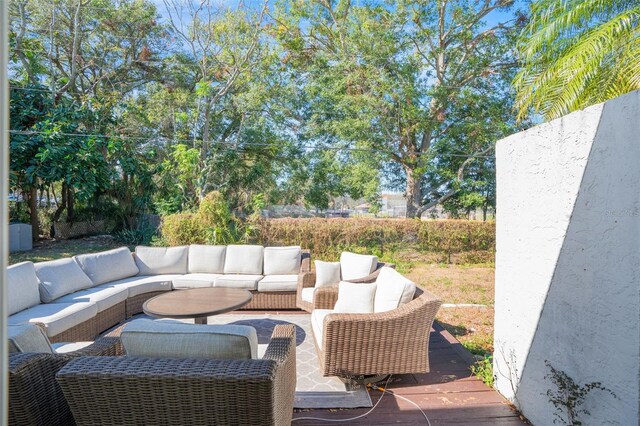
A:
333 281 377 313
314 260 341 288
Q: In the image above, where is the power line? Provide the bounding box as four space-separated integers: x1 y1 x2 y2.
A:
8 129 495 159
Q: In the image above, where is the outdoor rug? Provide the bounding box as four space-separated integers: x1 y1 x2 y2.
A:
113 313 372 409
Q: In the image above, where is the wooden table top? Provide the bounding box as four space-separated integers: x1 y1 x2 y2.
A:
143 288 253 320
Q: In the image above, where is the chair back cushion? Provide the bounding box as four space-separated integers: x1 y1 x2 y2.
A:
35 258 94 303
374 267 417 312
188 245 226 273
134 246 189 275
121 319 258 360
264 246 301 275
333 281 377 313
314 261 341 288
8 324 53 353
74 247 139 285
339 252 378 281
7 262 41 315
223 245 264 274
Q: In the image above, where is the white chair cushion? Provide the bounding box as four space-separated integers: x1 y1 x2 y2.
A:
333 281 377 313
172 273 221 289
8 324 53 353
73 247 139 285
314 261 341 288
135 246 189 275
35 258 94 303
53 286 129 312
99 275 176 297
258 275 298 292
7 262 41 315
214 275 262 290
121 319 258 360
188 245 226 274
263 246 301 275
374 267 417 312
8 302 98 338
51 341 94 353
301 287 315 303
223 245 264 274
339 252 378 281
311 309 333 348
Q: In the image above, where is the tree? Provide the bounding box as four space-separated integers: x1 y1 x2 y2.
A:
275 0 520 218
514 0 640 121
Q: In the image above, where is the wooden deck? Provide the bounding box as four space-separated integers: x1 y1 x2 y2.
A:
292 323 526 425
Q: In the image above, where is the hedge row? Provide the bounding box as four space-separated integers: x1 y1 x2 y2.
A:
161 215 495 264
254 218 495 263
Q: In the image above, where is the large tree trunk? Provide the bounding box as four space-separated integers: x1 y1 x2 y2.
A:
404 166 423 219
28 187 39 241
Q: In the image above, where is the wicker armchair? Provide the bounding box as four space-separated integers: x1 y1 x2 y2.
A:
313 287 441 377
296 261 395 313
9 337 122 426
57 324 297 426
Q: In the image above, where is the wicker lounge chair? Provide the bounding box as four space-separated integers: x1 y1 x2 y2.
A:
311 281 442 377
9 336 122 426
57 324 297 426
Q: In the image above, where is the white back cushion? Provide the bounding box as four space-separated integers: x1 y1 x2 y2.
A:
188 245 226 273
340 252 378 281
8 324 53 353
121 319 258 360
35 258 94 303
74 247 139 285
314 261 341 288
264 246 301 275
135 246 189 275
7 262 41 315
374 267 417 312
224 245 264 274
333 281 377 313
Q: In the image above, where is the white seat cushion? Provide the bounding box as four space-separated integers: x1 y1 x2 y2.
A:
311 309 333 348
8 324 53 353
333 281 377 313
188 245 226 273
263 246 301 275
8 302 98 338
74 247 139 285
172 273 222 289
339 252 378 281
314 260 341 288
223 245 264 274
99 275 176 297
53 286 129 312
52 341 93 353
7 262 41 315
121 318 258 360
35 258 94 303
374 267 417 312
301 287 315 303
214 274 262 290
134 246 189 275
258 275 298 292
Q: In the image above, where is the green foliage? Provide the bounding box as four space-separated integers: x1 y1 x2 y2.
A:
545 360 616 425
471 356 495 387
514 0 640 120
160 191 252 245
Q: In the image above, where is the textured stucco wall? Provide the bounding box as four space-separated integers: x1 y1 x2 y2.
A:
494 91 640 425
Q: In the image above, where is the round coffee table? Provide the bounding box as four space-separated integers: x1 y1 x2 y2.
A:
143 288 253 324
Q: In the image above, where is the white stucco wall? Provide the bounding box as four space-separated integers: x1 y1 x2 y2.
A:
494 91 640 425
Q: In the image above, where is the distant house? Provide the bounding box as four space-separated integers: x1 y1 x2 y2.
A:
380 192 406 218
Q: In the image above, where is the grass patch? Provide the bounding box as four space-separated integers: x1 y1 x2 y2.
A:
9 236 123 264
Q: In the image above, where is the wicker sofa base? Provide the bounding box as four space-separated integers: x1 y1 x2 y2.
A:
126 291 169 318
240 291 298 310
49 317 98 344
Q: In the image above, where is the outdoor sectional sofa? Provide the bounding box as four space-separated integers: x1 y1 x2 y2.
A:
7 245 311 343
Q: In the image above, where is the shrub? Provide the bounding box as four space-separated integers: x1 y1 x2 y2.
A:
160 192 252 246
